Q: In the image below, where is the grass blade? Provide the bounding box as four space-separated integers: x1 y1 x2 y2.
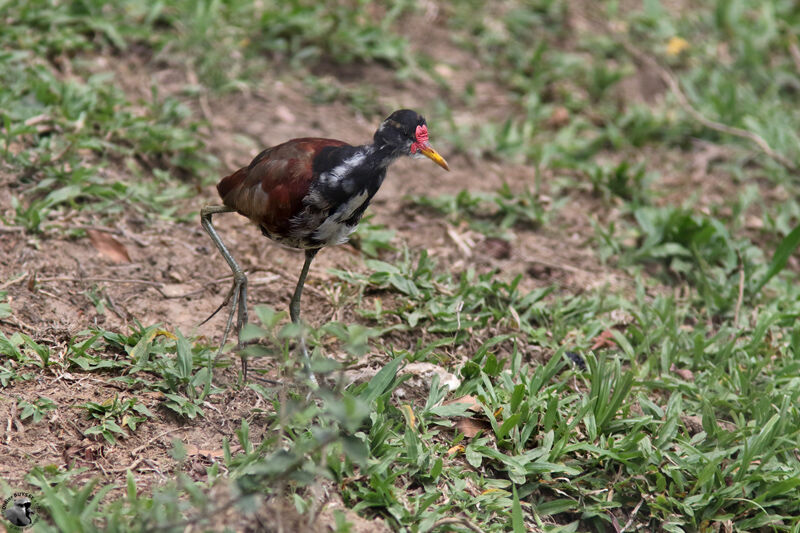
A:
360 356 404 405
512 485 525 533
754 224 800 294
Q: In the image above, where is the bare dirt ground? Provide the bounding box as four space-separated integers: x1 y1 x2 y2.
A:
0 8 681 531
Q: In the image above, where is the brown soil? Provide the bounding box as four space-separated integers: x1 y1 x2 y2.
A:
0 7 692 532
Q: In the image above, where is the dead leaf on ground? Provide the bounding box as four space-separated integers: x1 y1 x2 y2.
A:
483 237 511 260
546 106 571 129
400 404 417 430
185 444 225 459
87 229 131 263
681 414 736 435
590 329 619 350
447 444 465 456
446 395 495 438
681 415 704 435
444 395 482 412
401 362 460 391
670 363 694 382
455 417 491 438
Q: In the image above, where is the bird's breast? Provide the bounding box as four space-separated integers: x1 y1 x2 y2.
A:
309 188 370 245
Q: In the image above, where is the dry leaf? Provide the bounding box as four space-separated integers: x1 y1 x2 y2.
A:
445 395 482 412
400 404 417 431
681 415 704 435
185 444 225 459
401 362 460 391
483 237 511 260
546 106 570 128
666 36 690 56
447 445 465 456
87 229 131 263
447 396 494 438
455 417 491 438
154 329 177 340
590 329 618 351
670 363 694 382
140 391 165 401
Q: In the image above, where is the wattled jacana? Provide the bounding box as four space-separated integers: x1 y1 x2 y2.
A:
201 109 449 382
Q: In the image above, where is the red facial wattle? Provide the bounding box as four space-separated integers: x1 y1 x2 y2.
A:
410 125 429 154
410 124 449 170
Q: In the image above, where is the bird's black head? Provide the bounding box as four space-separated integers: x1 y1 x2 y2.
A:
374 109 449 170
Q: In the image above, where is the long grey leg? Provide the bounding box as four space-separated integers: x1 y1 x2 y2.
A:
290 248 319 385
200 205 249 379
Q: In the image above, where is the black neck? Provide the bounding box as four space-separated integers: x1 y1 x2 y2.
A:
366 140 407 168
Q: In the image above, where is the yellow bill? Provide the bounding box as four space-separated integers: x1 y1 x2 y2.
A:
419 145 450 171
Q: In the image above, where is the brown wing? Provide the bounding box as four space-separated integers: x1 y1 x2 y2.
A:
216 138 349 236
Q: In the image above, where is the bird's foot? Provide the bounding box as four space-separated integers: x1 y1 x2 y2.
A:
198 282 236 327
203 273 249 384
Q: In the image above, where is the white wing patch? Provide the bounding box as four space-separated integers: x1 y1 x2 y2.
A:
318 150 368 186
313 189 369 245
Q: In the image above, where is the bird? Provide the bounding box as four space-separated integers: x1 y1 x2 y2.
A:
201 109 449 383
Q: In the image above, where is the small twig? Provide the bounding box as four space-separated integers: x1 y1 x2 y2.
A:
620 498 645 533
143 458 167 480
155 287 205 300
524 256 594 276
111 427 189 473
49 141 74 166
0 314 37 332
50 224 122 235
46 223 151 248
443 222 474 257
0 225 25 233
609 511 622 533
129 426 189 455
208 273 280 286
104 294 129 320
733 250 745 329
153 233 198 253
187 67 216 130
5 402 15 444
261 267 326 298
62 224 151 248
0 272 28 290
618 37 797 172
111 457 144 475
35 277 163 287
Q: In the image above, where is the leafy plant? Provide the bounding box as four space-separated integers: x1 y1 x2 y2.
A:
18 397 58 423
411 183 559 238
753 223 800 294
0 331 52 367
350 216 396 257
67 324 218 418
254 0 413 69
78 395 153 445
585 160 653 207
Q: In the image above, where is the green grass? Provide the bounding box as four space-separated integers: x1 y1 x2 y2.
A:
0 0 415 232
409 181 564 242
3 0 800 532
